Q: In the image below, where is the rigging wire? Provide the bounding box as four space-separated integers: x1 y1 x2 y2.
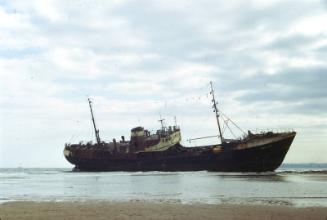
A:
220 111 246 135
221 118 227 135
159 82 246 142
67 119 90 144
223 118 237 139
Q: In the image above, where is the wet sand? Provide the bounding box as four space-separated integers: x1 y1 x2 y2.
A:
0 201 326 220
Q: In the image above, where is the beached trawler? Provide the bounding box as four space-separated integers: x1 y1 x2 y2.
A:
64 82 296 172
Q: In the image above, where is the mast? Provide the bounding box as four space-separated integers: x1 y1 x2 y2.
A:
210 81 224 144
158 113 165 131
88 98 101 145
159 118 165 131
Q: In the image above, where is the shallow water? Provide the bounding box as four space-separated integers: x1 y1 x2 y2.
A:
1 164 326 207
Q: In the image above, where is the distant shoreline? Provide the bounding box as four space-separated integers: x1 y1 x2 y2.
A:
1 201 326 220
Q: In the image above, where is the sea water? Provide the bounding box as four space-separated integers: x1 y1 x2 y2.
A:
0 164 326 207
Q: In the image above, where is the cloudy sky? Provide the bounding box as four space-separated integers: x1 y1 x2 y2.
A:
0 0 326 167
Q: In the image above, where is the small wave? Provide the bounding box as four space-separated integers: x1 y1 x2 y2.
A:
208 172 277 177
277 170 327 175
0 198 12 204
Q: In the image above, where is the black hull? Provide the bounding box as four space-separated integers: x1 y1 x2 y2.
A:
65 133 295 172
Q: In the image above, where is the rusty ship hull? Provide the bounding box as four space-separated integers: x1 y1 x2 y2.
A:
65 84 296 172
64 132 295 172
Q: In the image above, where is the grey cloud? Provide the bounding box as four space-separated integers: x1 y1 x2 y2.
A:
282 99 327 115
227 67 327 115
266 34 321 51
251 98 327 116
316 44 327 54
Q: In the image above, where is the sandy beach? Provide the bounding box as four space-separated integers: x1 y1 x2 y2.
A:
0 201 326 220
